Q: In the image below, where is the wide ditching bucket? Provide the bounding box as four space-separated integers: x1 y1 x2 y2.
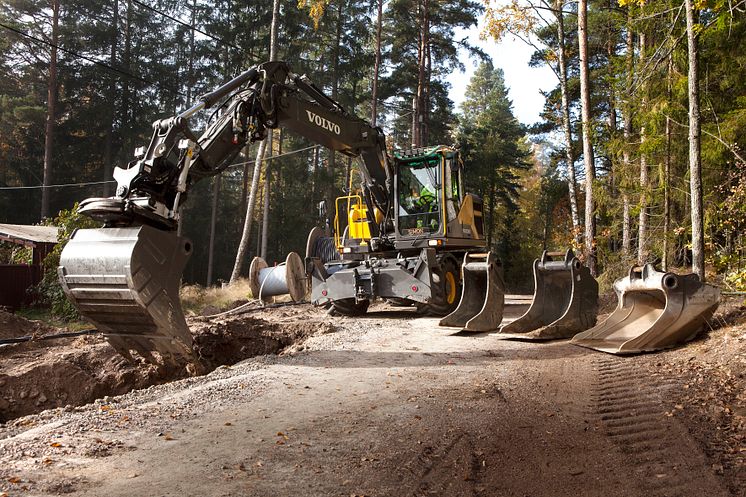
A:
439 252 505 332
499 250 598 340
58 226 197 367
571 264 720 354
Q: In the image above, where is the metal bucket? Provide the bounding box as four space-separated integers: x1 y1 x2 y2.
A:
571 264 720 354
58 226 197 367
499 250 598 340
439 252 505 332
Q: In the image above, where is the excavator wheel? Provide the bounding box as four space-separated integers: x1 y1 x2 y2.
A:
330 298 370 316
418 259 462 317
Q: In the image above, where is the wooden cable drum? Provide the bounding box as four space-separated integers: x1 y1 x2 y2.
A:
306 226 340 264
249 252 306 302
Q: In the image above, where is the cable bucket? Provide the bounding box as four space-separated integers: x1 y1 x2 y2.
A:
499 250 598 340
58 226 197 368
571 264 720 354
439 252 505 332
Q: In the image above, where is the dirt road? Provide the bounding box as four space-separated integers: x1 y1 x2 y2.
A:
0 303 743 496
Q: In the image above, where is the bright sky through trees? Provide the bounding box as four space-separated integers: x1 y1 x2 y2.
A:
450 24 555 125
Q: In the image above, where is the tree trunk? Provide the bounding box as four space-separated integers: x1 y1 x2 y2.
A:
370 0 383 126
261 130 280 260
555 0 580 245
685 0 704 280
41 0 60 219
259 0 281 260
638 33 649 265
663 53 673 270
621 15 634 257
103 0 118 197
206 176 221 286
578 0 596 274
230 0 280 281
414 0 429 146
231 139 268 282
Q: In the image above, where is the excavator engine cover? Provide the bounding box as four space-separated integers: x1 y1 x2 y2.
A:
439 252 505 332
499 250 598 340
571 264 720 354
58 226 197 367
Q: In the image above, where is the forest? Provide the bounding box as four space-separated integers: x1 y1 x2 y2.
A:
0 0 744 293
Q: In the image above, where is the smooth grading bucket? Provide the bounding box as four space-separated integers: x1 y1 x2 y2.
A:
439 252 505 332
499 250 598 340
59 226 197 367
571 264 720 354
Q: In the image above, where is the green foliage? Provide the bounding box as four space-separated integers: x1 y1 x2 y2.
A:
35 204 98 320
457 61 532 288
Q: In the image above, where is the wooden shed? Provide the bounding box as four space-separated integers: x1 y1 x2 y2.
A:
0 224 59 310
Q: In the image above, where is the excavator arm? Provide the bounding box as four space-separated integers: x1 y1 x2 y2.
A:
60 61 392 368
79 61 391 232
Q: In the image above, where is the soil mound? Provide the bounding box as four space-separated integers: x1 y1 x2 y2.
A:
0 310 54 340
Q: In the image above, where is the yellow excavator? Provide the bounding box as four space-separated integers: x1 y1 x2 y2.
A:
58 61 503 367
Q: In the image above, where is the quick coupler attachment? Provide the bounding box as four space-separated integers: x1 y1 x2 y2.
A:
58 226 198 368
499 249 598 340
571 264 720 354
439 252 505 332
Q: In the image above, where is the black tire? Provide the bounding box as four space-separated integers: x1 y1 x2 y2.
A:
330 298 370 316
418 258 462 316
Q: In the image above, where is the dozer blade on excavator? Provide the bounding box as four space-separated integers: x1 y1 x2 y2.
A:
571 264 720 354
498 250 598 340
439 252 505 332
58 226 198 368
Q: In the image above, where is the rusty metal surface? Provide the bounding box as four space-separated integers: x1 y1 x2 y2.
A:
439 252 505 332
498 250 598 340
58 226 197 367
571 264 720 354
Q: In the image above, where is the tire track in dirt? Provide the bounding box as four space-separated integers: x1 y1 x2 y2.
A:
402 431 485 497
591 355 733 497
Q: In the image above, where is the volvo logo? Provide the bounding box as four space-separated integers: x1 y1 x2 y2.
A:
306 110 341 135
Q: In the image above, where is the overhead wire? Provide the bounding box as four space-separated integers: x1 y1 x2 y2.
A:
0 21 187 98
130 0 260 63
0 180 115 191
0 146 321 191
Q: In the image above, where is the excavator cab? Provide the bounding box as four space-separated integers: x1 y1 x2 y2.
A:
393 146 484 249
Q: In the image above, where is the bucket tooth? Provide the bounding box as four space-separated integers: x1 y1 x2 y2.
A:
439 252 505 332
499 250 598 340
58 226 197 367
571 264 720 354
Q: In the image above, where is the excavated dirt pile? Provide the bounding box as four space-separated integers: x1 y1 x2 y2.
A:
0 306 334 423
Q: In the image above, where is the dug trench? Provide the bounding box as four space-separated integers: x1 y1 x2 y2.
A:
0 307 334 423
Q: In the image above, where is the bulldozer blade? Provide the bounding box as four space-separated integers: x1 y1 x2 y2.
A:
58 226 197 368
570 264 720 355
498 250 598 340
439 252 505 332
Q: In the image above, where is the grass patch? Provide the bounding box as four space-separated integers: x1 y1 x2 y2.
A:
15 307 92 331
180 278 253 315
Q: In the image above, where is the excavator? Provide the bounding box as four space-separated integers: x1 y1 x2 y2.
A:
58 61 503 367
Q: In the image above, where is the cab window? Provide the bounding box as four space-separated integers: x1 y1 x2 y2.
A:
398 157 441 234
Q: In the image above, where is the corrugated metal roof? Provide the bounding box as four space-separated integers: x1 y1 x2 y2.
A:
0 224 59 244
